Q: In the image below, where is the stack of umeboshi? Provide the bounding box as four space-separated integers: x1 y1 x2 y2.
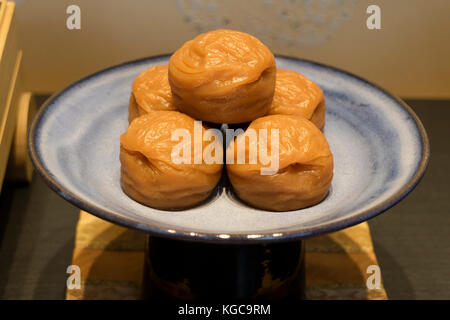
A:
120 29 333 211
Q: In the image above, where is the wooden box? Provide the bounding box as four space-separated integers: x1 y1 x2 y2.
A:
0 0 34 191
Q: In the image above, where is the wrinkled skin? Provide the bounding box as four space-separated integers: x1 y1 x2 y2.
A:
120 111 223 210
168 29 276 124
227 115 333 211
128 65 177 123
268 69 325 130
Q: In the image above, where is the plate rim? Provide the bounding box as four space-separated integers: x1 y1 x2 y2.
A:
27 54 430 243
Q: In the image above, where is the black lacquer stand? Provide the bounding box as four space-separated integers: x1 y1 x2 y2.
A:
142 236 305 300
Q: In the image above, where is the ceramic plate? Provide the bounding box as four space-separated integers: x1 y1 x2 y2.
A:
28 55 429 243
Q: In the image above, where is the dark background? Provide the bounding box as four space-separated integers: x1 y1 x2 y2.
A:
0 98 448 299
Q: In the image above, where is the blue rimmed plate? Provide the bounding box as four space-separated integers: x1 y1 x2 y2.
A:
28 55 429 243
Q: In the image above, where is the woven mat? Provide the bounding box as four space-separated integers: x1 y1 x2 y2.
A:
66 211 387 300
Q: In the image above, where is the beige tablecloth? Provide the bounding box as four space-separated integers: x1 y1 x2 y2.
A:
66 211 387 300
